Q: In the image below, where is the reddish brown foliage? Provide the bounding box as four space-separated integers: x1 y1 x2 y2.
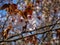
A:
24 35 38 45
36 0 40 4
2 25 12 39
1 4 10 9
57 29 60 38
1 3 34 20
37 16 41 20
1 3 17 15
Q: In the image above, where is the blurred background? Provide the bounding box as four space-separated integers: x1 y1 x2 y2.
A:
0 0 60 45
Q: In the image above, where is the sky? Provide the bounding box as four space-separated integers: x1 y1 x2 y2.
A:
0 0 18 17
0 0 59 45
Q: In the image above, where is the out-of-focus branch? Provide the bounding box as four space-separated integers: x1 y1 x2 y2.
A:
41 19 60 42
0 27 60 43
2 15 9 31
7 21 60 39
1 14 10 40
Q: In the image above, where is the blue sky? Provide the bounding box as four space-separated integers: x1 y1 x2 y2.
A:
0 10 7 16
12 0 17 4
0 0 17 17
0 0 57 44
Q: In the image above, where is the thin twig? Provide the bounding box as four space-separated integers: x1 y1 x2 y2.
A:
0 28 60 43
7 21 60 39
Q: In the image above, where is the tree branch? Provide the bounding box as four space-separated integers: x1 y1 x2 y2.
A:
0 26 60 43
7 22 60 39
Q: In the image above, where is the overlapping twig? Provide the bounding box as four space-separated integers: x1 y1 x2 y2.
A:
7 20 60 39
0 19 60 43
